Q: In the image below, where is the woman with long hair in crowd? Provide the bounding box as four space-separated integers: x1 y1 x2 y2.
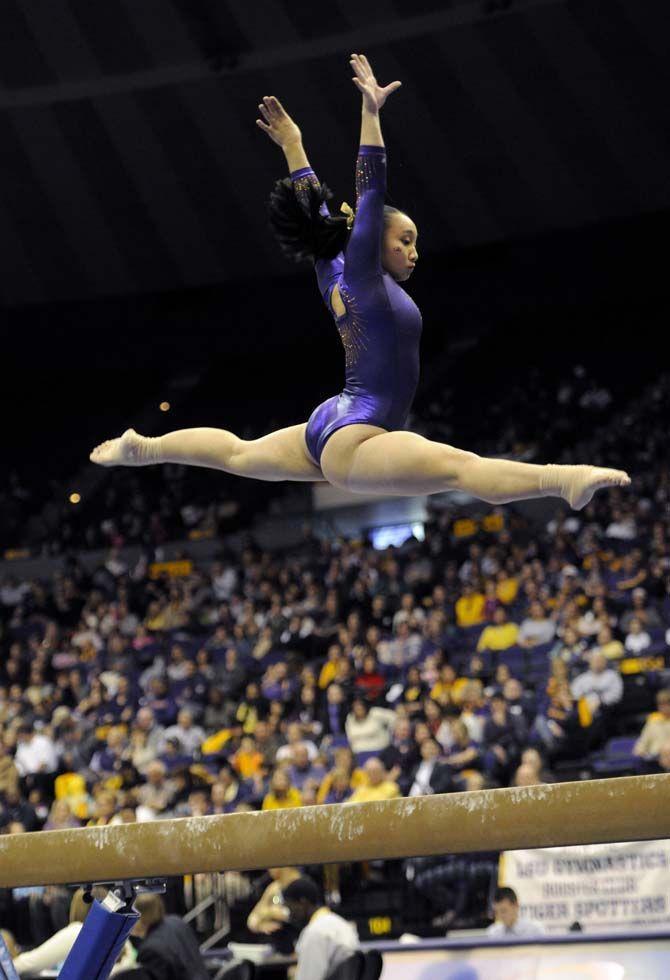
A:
91 54 629 512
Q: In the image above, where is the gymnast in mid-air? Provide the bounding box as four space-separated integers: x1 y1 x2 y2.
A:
91 53 629 510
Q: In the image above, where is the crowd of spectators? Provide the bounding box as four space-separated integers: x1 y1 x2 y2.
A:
1 367 670 949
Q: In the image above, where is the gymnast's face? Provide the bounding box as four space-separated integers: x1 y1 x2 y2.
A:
382 212 419 282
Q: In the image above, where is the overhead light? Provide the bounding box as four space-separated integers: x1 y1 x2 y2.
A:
160 401 170 412
69 493 81 504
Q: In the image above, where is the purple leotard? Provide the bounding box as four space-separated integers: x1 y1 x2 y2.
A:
291 145 423 466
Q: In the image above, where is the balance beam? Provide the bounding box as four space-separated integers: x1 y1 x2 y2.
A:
1 774 669 888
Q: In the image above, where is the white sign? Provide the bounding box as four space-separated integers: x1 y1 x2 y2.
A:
500 839 670 933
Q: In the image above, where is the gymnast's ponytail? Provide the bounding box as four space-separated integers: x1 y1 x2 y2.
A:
267 177 349 266
267 177 405 266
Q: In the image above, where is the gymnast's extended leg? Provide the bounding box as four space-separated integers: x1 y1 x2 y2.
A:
319 425 630 510
90 425 324 482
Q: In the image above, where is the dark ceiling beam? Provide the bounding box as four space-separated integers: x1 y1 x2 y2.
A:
0 0 562 108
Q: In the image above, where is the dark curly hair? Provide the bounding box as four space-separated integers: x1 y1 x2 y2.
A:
267 176 403 267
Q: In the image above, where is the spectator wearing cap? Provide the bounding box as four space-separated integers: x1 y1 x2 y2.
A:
283 876 359 980
634 690 670 759
476 607 519 652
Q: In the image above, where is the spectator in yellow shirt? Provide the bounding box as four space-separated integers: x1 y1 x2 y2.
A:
634 689 670 758
348 757 400 804
496 570 519 606
477 608 520 652
430 664 469 707
593 624 624 661
262 768 303 810
318 643 344 690
455 584 486 628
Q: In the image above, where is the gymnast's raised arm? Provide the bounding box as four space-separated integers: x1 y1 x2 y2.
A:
344 54 402 281
256 95 327 216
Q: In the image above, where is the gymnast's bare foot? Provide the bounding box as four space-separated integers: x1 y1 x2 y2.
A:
548 464 631 510
89 428 161 466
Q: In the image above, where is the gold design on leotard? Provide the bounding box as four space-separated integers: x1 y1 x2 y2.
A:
292 173 320 212
355 152 384 198
337 282 368 371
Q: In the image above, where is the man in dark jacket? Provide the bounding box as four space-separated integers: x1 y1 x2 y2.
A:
133 893 209 980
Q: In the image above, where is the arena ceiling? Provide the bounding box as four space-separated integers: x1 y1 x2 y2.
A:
0 0 667 306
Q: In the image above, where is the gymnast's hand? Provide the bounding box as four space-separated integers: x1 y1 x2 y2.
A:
350 53 401 112
256 96 302 148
